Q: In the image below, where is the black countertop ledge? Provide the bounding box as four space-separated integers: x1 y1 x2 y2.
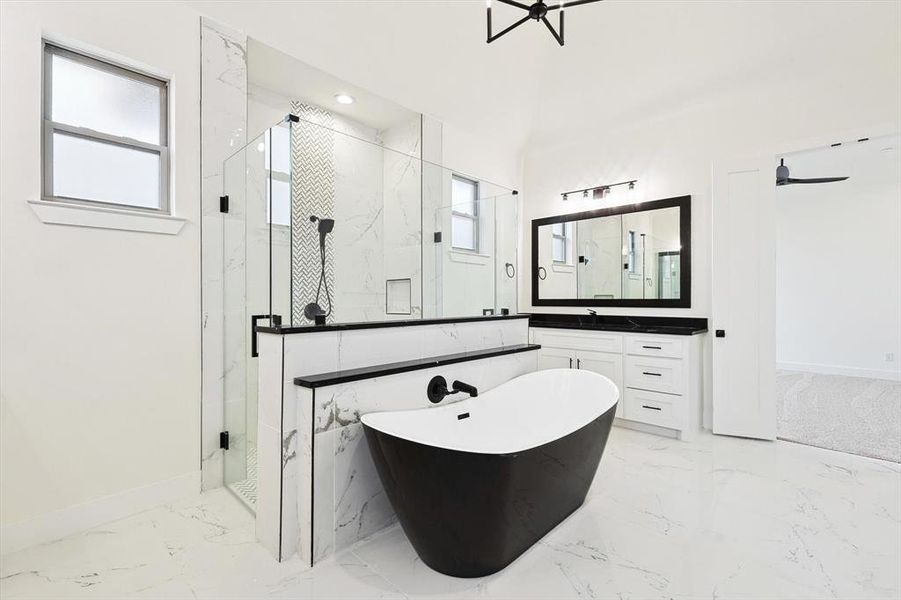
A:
294 344 540 389
258 313 528 335
527 313 707 336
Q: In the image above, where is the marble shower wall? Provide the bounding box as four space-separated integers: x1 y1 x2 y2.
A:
253 317 531 562
200 18 247 491
381 117 424 319
288 106 423 325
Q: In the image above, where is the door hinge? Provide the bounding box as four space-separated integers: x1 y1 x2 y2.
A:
219 431 229 450
219 195 229 213
434 231 442 244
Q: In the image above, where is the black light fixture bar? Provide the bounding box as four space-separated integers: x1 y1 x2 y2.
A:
561 180 637 200
487 0 603 46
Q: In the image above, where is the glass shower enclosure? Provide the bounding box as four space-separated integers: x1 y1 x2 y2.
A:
219 115 520 510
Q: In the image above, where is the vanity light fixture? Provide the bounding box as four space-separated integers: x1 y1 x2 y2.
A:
561 179 637 201
335 93 355 105
486 0 603 47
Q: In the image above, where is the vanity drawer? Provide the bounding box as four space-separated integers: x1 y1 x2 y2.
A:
623 388 681 429
625 335 685 359
625 355 683 395
531 328 623 354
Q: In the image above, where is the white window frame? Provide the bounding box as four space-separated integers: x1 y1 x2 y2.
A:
451 174 480 253
42 42 170 214
552 222 571 264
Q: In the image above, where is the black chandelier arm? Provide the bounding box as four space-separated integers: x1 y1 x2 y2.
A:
495 0 533 10
545 0 604 10
488 14 532 43
541 15 564 46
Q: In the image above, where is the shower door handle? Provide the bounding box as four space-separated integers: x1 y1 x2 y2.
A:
251 314 282 358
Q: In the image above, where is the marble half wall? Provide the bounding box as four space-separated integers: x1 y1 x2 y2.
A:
200 17 247 492
253 317 531 562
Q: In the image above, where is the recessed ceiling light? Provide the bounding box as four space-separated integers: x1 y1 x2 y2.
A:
335 94 355 105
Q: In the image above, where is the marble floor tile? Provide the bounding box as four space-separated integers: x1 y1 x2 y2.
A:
2 427 899 600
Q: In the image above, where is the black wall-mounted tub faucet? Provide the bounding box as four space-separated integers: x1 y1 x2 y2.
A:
427 376 479 403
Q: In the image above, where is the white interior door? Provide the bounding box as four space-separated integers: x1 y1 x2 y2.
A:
711 156 777 440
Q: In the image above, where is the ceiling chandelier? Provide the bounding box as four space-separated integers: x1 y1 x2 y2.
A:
486 0 603 46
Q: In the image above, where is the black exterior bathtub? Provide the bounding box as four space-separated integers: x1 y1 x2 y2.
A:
362 368 618 578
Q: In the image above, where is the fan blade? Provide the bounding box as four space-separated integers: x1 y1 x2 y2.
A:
785 177 849 185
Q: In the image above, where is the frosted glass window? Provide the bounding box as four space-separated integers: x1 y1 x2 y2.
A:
451 175 479 251
452 215 477 249
266 125 291 174
552 222 571 263
452 176 477 215
52 133 160 209
553 238 566 262
267 178 291 227
43 43 169 212
50 53 161 145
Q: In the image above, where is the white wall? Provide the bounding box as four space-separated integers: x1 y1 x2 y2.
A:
777 135 901 380
521 72 901 318
520 52 900 427
0 1 202 548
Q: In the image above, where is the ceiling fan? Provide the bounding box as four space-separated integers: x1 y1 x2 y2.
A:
776 158 849 187
486 0 604 46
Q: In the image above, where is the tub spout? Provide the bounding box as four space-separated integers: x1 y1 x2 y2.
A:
452 380 478 398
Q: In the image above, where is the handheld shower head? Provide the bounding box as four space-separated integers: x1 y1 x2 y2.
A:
309 215 335 236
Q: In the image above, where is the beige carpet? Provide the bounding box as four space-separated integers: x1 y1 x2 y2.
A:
776 370 901 462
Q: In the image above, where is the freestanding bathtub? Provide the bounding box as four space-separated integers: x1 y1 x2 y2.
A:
362 368 619 578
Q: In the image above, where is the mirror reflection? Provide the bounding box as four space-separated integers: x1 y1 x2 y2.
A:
535 200 686 303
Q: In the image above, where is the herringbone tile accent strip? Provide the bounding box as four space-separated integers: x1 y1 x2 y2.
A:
290 102 336 324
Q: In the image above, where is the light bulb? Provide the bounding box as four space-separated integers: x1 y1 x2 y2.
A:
335 93 355 105
257 142 265 153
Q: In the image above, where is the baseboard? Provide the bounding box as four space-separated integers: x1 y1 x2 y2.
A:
777 361 901 382
0 470 201 556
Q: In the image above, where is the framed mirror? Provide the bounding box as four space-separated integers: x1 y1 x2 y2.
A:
531 195 691 308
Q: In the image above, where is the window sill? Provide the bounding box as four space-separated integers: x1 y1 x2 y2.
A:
449 249 491 265
28 200 186 235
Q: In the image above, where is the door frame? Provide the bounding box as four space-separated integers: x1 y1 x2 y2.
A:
711 121 900 439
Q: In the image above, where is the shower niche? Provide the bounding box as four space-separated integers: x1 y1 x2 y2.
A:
219 113 520 510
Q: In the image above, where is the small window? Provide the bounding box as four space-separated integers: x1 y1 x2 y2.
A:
264 126 291 227
42 43 169 212
552 222 571 263
451 175 479 252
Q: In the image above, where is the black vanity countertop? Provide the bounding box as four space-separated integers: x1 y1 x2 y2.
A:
527 313 708 336
258 314 528 335
294 344 541 388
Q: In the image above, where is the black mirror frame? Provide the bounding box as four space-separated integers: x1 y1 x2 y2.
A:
531 195 691 309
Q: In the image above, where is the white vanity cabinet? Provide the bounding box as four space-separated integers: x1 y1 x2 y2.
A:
530 327 704 439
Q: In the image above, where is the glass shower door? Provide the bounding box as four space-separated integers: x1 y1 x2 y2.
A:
220 119 292 511
222 134 251 508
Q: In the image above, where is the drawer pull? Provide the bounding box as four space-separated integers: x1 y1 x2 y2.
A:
642 345 662 350
641 405 662 411
642 371 662 377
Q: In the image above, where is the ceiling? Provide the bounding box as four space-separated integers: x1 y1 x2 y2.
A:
247 38 419 132
186 1 901 156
